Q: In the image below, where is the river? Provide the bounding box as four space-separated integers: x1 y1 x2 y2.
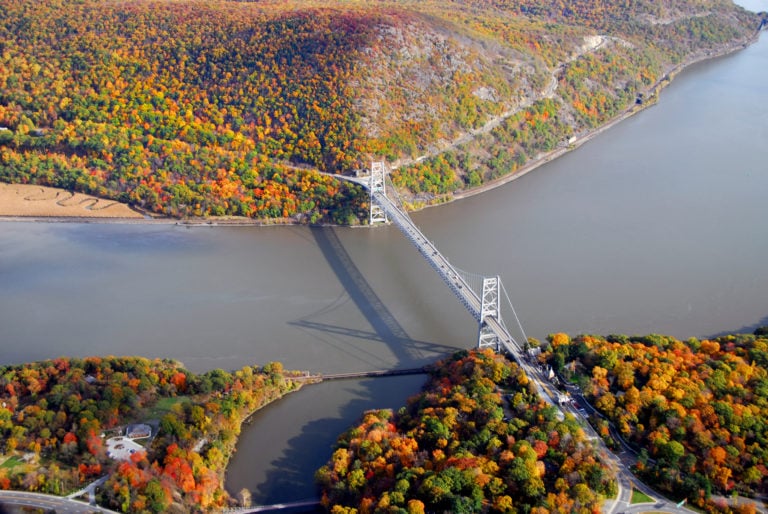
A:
1 15 766 507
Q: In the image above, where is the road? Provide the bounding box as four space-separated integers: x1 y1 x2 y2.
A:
0 490 121 513
563 383 768 514
385 36 608 171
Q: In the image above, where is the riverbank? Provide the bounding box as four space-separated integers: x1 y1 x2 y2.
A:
442 29 762 206
0 354 317 512
0 29 760 225
0 183 296 225
221 374 321 508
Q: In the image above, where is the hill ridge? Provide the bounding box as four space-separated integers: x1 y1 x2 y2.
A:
0 0 760 221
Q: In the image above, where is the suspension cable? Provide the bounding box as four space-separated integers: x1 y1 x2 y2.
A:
380 170 528 347
500 281 527 343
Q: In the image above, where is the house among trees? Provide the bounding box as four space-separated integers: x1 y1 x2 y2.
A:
526 347 541 362
126 424 152 439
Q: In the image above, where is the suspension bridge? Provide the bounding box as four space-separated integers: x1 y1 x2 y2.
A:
333 163 562 407
340 163 526 350
228 163 555 514
329 163 663 514
235 162 687 514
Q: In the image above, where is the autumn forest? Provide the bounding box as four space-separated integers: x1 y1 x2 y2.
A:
317 349 616 514
541 330 768 512
0 355 302 512
5 331 766 513
2 0 767 513
0 0 759 220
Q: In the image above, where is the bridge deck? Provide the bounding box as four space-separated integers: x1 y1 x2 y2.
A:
333 171 687 513
340 174 557 406
372 192 482 320
370 187 558 407
293 368 427 382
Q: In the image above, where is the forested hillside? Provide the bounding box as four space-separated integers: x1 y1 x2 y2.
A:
0 0 759 220
0 356 301 512
540 330 768 511
317 349 616 513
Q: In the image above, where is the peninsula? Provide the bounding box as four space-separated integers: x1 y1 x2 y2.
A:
0 356 306 512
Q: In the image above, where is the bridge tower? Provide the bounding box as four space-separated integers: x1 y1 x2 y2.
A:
478 276 501 350
369 161 388 225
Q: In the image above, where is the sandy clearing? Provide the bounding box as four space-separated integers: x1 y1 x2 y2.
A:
0 183 143 218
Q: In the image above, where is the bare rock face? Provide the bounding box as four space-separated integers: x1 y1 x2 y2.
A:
353 14 546 156
355 1 756 174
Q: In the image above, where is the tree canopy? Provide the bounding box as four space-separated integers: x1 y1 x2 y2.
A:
0 0 758 220
317 349 616 513
0 355 302 512
541 331 768 511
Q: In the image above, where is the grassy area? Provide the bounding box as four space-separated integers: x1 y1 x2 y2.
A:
631 489 655 504
145 395 190 418
0 456 24 469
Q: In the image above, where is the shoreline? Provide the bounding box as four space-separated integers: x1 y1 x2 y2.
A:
221 377 311 501
0 31 760 227
439 30 762 207
0 213 301 227
0 183 145 221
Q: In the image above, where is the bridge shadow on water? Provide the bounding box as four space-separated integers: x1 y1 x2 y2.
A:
246 226 455 507
290 226 457 365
